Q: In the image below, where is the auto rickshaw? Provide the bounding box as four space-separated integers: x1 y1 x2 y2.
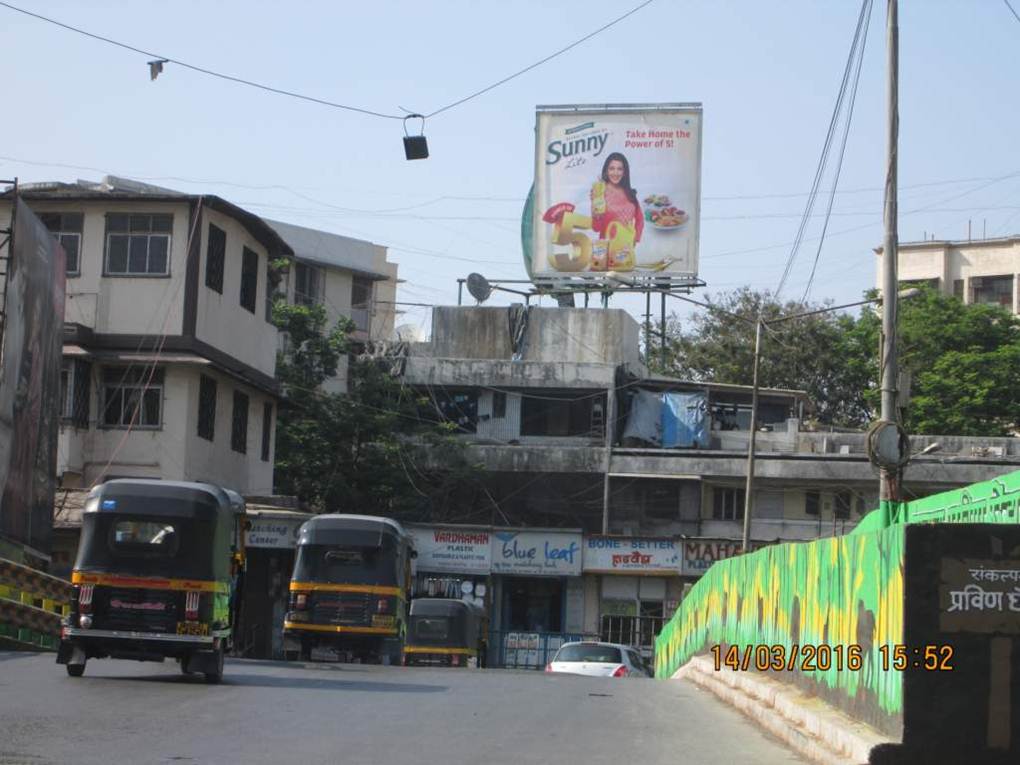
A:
404 598 487 668
57 480 246 683
284 514 413 664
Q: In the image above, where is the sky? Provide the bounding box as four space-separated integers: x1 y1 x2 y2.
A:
3 0 1018 338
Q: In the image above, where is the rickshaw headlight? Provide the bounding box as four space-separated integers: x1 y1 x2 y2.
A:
293 593 308 610
78 614 93 629
376 598 390 614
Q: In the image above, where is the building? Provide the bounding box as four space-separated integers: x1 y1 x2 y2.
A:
265 219 399 393
1 177 291 494
876 235 1020 312
396 304 1020 661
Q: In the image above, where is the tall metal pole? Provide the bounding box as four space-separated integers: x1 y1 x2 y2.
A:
741 318 763 553
601 384 616 534
879 0 900 522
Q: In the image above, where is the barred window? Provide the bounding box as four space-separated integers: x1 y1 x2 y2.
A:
294 262 322 307
205 224 226 293
805 491 820 516
40 212 84 275
239 247 258 313
834 491 852 520
260 402 273 462
104 214 172 276
102 368 163 428
60 359 92 428
231 390 249 453
198 375 217 441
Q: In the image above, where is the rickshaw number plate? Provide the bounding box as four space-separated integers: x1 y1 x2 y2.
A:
176 622 210 636
371 615 395 628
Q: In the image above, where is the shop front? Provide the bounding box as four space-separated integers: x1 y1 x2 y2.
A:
406 524 492 609
238 508 311 659
583 535 683 659
489 528 585 669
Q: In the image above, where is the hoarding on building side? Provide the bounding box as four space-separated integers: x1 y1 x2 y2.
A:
531 104 702 283
0 197 66 554
681 538 770 577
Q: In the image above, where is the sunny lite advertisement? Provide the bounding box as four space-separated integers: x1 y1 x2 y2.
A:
532 104 702 281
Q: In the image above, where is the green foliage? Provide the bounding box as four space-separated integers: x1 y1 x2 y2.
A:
271 300 477 517
650 285 1020 435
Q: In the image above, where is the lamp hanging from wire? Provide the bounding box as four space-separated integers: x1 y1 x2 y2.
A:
402 113 429 160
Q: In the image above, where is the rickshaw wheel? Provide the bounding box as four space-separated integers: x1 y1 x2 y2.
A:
203 647 224 684
66 662 86 677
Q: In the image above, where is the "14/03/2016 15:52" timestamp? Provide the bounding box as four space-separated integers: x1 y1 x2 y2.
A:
710 643 955 672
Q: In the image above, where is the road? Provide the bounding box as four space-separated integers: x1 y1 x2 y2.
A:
0 652 804 765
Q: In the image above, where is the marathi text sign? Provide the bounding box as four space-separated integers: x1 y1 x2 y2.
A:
409 526 491 575
491 530 582 577
940 558 1020 634
532 105 702 281
583 536 680 575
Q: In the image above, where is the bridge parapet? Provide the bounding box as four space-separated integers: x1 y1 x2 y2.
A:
0 558 72 651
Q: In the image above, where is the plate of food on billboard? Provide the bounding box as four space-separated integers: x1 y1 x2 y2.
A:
531 104 702 282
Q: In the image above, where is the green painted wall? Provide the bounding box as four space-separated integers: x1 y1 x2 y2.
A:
655 467 1020 732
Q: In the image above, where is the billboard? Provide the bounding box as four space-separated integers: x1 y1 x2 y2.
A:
491 530 582 576
408 525 491 575
531 104 701 282
0 197 66 554
583 535 680 575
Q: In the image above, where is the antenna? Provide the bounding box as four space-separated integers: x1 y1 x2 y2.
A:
466 273 492 303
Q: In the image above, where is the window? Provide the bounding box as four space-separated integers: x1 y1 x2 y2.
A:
265 260 278 322
953 279 965 300
521 393 603 437
492 391 507 419
805 491 820 516
105 213 171 275
231 390 249 453
430 389 478 433
197 375 217 441
293 262 322 307
239 247 258 313
260 402 273 462
351 276 373 331
60 363 73 420
712 487 745 521
101 368 163 428
834 491 852 520
40 212 83 275
205 224 225 293
971 275 1013 308
109 520 178 556
899 278 939 292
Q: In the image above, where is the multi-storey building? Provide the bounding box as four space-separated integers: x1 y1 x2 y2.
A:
1 177 289 493
876 235 1020 312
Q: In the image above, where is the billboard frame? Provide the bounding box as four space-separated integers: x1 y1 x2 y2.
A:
530 102 704 290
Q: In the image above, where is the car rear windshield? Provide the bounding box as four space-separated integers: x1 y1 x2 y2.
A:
555 644 622 663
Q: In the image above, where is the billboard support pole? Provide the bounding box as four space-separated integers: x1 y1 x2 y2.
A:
660 292 667 360
0 179 18 361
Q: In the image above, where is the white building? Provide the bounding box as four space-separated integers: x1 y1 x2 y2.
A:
265 219 399 393
2 177 290 494
876 236 1020 312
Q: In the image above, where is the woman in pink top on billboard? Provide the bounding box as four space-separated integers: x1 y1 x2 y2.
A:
590 152 644 244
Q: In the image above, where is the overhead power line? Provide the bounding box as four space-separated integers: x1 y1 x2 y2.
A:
774 0 872 299
0 0 656 122
1005 0 1020 26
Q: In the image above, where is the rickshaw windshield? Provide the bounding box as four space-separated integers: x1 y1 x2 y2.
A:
409 615 460 646
293 536 400 586
75 513 217 580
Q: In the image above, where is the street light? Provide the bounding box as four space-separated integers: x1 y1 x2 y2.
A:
739 287 921 553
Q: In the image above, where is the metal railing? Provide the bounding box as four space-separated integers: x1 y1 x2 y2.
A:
488 630 595 670
0 558 73 650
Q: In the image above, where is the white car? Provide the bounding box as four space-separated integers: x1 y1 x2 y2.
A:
545 641 652 678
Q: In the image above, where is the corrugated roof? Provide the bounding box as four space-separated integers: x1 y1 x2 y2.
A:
265 218 392 280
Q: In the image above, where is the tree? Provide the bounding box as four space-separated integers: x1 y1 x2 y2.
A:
650 285 1020 435
271 300 479 518
649 287 869 426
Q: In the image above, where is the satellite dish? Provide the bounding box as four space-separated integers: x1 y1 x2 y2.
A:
466 273 492 303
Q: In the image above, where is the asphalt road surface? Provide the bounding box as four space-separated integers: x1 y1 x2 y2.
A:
0 652 804 765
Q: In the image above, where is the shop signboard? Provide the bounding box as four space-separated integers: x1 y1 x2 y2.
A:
408 526 491 575
491 530 582 577
583 536 680 575
245 516 307 548
529 103 702 284
681 538 769 577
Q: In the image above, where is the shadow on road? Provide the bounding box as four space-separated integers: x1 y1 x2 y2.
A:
94 672 448 693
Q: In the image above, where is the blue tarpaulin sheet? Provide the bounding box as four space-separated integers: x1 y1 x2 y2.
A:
661 392 708 448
